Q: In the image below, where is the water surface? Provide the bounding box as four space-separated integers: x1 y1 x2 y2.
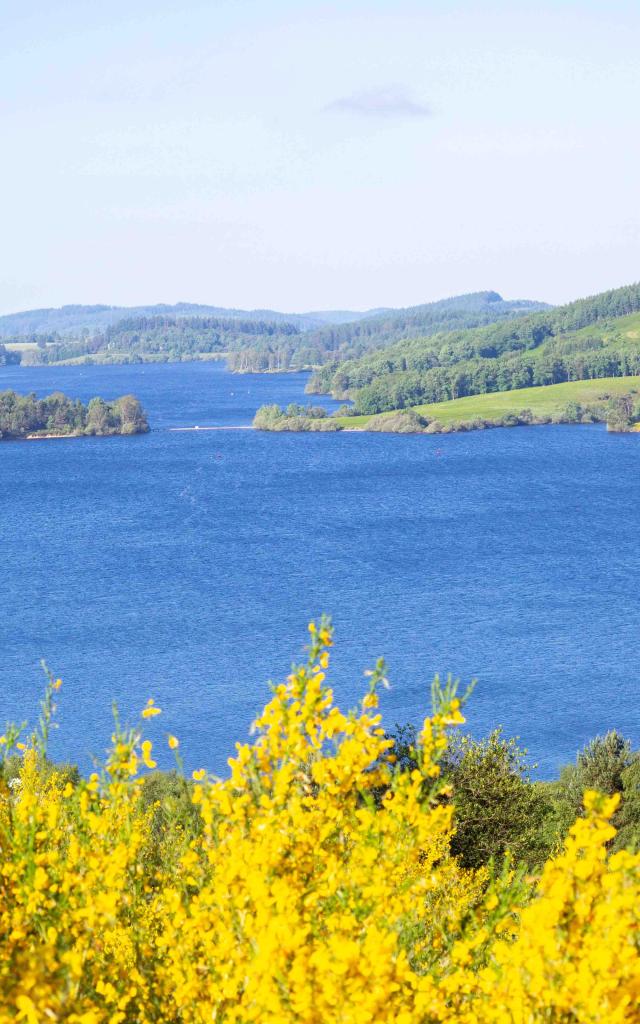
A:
1 361 638 776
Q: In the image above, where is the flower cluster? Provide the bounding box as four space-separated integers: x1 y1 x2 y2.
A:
1 623 639 1022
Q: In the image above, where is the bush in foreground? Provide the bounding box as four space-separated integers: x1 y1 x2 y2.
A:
1 627 640 1022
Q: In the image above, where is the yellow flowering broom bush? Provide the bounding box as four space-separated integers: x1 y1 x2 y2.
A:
1 621 640 1022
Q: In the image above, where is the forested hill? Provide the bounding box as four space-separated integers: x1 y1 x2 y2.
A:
302 291 549 356
308 281 640 414
227 291 549 371
16 316 306 367
0 291 549 371
0 302 380 338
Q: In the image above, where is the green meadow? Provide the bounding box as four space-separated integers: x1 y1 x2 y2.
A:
336 375 640 430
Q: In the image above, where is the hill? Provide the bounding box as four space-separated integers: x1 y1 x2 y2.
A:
0 302 378 339
303 290 548 358
310 282 640 414
231 291 549 371
0 291 549 371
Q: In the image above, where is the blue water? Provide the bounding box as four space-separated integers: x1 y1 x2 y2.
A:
1 361 639 777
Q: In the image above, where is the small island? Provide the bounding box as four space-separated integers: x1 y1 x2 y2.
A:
253 403 342 432
0 390 149 440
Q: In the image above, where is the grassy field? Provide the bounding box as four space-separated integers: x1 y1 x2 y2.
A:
336 376 640 429
568 311 640 344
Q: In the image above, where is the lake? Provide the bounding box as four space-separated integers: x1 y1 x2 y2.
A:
1 360 639 777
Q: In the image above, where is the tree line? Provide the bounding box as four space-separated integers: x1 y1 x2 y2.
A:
15 316 303 366
350 342 640 414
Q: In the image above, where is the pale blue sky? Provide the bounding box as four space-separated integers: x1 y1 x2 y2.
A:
1 0 638 314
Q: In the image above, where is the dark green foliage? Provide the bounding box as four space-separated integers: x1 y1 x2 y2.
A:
0 390 149 439
616 758 640 851
384 725 640 870
349 344 640 415
383 726 553 869
441 731 552 869
545 732 634 841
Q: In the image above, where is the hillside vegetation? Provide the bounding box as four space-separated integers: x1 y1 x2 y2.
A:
302 289 547 358
0 291 548 371
232 291 548 372
2 624 640 1021
310 282 640 414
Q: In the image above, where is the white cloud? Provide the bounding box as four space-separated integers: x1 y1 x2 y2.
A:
324 86 431 119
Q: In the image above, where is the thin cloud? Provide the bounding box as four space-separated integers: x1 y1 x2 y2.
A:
324 86 431 119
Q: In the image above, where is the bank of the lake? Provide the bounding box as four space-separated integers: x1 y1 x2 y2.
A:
330 376 640 431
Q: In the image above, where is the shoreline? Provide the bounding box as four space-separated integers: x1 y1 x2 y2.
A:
4 430 148 443
24 432 84 440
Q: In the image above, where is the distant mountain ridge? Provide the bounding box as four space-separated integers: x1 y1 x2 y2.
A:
0 290 551 372
0 302 389 338
0 292 545 340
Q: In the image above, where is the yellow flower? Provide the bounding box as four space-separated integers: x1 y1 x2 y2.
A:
168 734 179 750
141 739 157 769
15 995 38 1024
1 627 638 1024
142 698 162 719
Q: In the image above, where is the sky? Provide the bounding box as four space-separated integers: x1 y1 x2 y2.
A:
1 0 639 315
